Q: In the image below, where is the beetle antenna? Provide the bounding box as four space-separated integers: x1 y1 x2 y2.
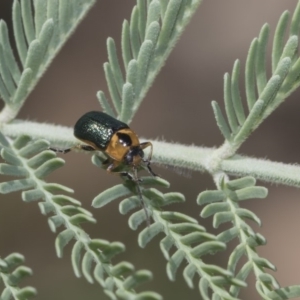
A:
133 168 150 227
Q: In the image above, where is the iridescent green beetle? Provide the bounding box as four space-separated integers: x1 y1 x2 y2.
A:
50 111 158 225
51 111 157 178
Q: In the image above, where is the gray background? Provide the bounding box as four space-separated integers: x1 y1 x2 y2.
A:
1 1 300 299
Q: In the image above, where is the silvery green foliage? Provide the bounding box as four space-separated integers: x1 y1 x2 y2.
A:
0 0 96 123
0 253 36 300
98 0 202 123
0 133 163 300
212 2 300 151
1 0 300 299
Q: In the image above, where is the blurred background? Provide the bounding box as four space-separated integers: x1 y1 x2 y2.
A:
1 1 300 299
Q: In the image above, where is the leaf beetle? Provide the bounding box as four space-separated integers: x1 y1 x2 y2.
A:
51 111 157 177
50 111 158 225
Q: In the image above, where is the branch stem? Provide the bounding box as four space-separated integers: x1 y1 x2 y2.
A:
2 120 300 188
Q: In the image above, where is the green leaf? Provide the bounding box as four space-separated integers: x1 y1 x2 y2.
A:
213 212 233 228
121 20 131 69
120 82 135 123
0 164 28 177
12 67 32 104
34 157 65 178
159 235 174 260
229 262 252 296
18 139 49 157
201 202 230 218
82 251 94 284
129 210 148 230
136 40 154 94
139 176 170 188
231 60 245 125
211 100 231 140
15 287 37 300
97 91 115 117
272 11 290 72
253 257 276 271
13 0 27 65
145 21 160 47
142 188 165 206
13 135 31 149
224 72 238 134
160 211 197 223
133 291 163 300
52 195 81 206
0 178 35 194
226 176 256 190
22 188 45 202
197 190 225 205
166 249 185 281
38 202 55 215
147 0 161 29
92 184 131 208
107 37 124 97
169 222 206 234
43 183 73 194
1 288 12 300
267 286 300 300
21 0 35 44
71 241 84 278
259 273 279 289
130 6 140 60
233 99 264 144
180 232 217 246
119 196 140 214
190 241 226 258
245 38 258 110
138 223 164 248
236 208 261 226
235 186 268 201
69 213 97 226
8 266 32 285
228 244 246 274
123 270 152 290
48 215 64 232
111 262 134 277
55 229 75 258
201 264 232 277
183 263 197 288
278 35 298 63
157 0 183 51
199 277 210 300
102 242 125 260
0 20 21 84
217 227 239 243
256 24 269 95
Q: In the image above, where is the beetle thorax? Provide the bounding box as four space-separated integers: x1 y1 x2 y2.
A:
105 128 143 165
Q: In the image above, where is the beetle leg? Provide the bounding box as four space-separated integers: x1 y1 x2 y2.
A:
140 142 153 160
49 144 95 154
49 147 72 154
140 142 158 177
77 144 96 151
144 161 158 177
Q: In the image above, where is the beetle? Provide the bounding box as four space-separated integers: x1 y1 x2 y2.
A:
50 111 158 225
51 111 157 178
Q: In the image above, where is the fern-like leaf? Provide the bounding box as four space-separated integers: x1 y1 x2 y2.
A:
212 1 300 153
0 133 162 299
196 176 300 299
0 0 96 123
98 0 202 123
93 169 248 299
0 253 36 300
